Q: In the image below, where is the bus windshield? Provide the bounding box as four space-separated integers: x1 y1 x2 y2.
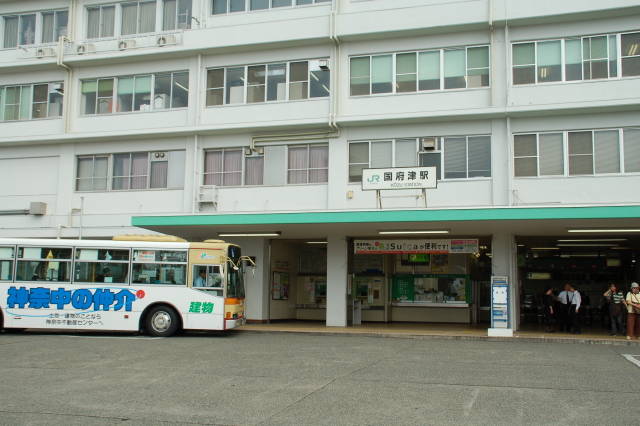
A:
226 246 245 298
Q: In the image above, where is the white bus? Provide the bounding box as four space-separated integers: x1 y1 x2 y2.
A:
0 236 254 337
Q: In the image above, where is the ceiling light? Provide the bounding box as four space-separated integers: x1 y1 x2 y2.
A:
378 230 449 235
558 239 627 242
568 229 640 233
306 241 328 244
218 232 281 237
531 247 560 250
557 243 618 247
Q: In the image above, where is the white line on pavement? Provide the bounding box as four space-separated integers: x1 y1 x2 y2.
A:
622 354 640 368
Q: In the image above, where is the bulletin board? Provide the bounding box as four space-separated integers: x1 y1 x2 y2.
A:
272 271 290 300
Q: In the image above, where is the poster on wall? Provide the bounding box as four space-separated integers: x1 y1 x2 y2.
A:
272 271 289 300
354 239 478 255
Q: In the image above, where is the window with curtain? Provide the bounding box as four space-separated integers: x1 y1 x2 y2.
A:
568 131 594 175
76 151 184 191
87 5 116 39
1 82 63 122
536 40 561 83
512 43 535 85
76 155 109 191
41 10 68 44
347 139 419 182
121 1 156 35
3 16 19 48
621 32 640 77
213 0 329 14
204 149 242 186
287 145 328 184
163 0 192 30
245 156 264 185
443 136 491 179
418 51 440 91
594 130 620 174
348 142 369 183
513 134 538 177
538 133 564 176
113 152 148 190
19 14 36 45
467 136 491 177
443 137 467 179
624 128 640 173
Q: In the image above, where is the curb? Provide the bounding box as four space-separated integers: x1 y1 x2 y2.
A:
236 328 640 346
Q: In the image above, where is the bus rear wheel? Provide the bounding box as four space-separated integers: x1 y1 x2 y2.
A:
145 305 179 337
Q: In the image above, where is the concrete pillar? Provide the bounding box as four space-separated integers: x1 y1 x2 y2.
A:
326 234 348 327
491 232 518 331
229 237 270 322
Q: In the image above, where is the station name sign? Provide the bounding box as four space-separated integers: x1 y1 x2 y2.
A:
362 167 437 191
354 239 479 255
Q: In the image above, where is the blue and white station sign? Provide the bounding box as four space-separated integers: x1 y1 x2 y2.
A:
362 167 437 191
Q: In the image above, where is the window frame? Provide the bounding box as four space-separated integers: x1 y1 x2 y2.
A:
511 31 640 86
512 128 636 178
202 148 265 187
162 0 193 31
75 150 185 192
348 136 492 183
131 248 188 286
86 4 117 40
80 71 189 116
286 143 329 185
73 247 131 285
0 245 16 282
15 245 73 283
205 58 329 106
0 81 64 122
348 44 491 98
121 0 158 36
211 0 330 15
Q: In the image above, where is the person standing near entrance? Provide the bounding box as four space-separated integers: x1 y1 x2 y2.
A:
542 287 556 332
625 282 640 340
603 283 625 336
557 283 582 334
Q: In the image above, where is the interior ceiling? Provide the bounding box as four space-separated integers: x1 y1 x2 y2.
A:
138 217 640 243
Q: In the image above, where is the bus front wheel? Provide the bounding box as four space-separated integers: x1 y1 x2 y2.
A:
145 305 179 337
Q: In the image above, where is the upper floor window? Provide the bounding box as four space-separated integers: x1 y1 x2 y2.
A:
86 1 192 39
350 45 489 96
163 0 193 30
211 0 330 15
348 136 491 182
513 128 640 177
2 10 68 48
81 71 189 115
206 59 329 106
76 151 186 191
202 144 328 186
0 82 63 122
121 1 157 36
512 31 640 85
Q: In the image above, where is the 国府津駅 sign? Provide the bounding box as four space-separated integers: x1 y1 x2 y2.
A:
361 167 437 191
354 239 479 254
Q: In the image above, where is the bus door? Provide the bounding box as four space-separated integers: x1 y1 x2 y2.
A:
191 264 224 297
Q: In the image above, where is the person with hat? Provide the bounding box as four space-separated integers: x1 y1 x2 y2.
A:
625 282 640 340
603 283 625 336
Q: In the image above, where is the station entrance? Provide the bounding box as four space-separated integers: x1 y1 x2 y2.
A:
516 234 640 333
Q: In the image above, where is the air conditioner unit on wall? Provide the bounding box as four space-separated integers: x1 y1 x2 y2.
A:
76 43 96 55
156 34 177 47
118 39 136 50
421 137 437 151
35 47 56 58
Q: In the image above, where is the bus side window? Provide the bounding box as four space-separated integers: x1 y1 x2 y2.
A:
209 266 223 289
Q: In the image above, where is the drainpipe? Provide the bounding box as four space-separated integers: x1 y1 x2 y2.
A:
56 36 73 134
488 0 494 107
192 134 199 214
78 196 84 240
328 0 341 133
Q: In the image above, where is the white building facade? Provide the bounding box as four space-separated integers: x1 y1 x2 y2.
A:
1 0 640 330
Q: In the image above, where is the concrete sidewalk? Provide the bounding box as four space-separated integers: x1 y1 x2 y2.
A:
240 321 640 345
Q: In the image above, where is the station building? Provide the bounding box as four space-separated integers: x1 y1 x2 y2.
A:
1 0 640 331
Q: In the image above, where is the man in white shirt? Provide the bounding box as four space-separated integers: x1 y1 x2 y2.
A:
557 283 582 334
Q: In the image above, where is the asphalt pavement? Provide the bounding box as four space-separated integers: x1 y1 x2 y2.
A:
1 330 639 425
